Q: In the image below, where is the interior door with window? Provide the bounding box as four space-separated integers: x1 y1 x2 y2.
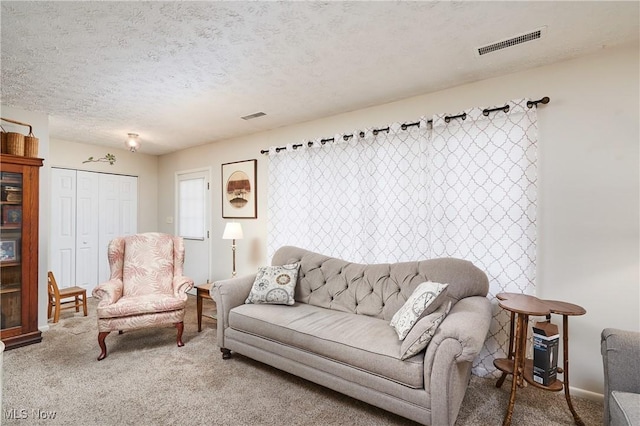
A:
176 169 211 287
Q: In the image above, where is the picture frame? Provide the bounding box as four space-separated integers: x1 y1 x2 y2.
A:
0 239 18 263
222 159 257 219
2 205 22 225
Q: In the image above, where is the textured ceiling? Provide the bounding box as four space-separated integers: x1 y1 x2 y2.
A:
1 1 638 155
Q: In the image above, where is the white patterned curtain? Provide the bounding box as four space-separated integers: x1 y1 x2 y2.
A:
268 122 431 263
427 99 538 376
267 99 538 377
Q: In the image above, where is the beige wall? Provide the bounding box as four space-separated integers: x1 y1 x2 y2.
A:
1 105 51 331
48 139 159 233
159 43 639 396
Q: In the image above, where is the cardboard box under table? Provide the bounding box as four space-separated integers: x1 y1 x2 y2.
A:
533 320 559 386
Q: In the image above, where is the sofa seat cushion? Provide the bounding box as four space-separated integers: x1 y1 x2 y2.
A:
97 294 185 319
610 391 640 426
229 303 424 389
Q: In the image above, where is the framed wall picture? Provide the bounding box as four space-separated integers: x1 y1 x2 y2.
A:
0 239 18 263
2 205 22 225
222 159 257 219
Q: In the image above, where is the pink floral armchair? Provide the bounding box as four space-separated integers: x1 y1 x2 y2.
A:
91 233 194 360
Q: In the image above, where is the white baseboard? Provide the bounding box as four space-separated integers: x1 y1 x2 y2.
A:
38 324 50 333
570 386 603 402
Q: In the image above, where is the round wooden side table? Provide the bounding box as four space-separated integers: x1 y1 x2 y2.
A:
494 292 586 426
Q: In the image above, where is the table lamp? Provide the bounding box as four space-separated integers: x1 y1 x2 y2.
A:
222 222 243 277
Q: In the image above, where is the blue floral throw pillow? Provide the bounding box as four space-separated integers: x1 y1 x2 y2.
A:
245 263 299 305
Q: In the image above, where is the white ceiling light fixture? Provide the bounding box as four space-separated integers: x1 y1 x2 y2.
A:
125 133 141 152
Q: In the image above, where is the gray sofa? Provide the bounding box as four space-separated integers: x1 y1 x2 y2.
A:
601 328 640 426
211 246 492 425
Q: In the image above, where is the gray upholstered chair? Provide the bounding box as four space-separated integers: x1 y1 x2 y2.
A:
601 328 640 426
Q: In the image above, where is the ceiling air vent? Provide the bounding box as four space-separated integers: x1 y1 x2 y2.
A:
476 27 546 56
241 112 266 120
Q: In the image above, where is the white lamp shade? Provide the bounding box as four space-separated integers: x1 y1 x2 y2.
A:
223 222 243 240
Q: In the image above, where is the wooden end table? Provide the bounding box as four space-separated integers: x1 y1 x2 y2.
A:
196 283 217 332
494 292 586 426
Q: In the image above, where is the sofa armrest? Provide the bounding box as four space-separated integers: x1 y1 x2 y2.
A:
173 276 194 299
602 328 640 426
426 296 492 364
91 279 124 306
424 296 491 425
211 274 256 349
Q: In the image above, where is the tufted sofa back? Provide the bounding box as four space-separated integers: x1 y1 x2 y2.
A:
271 246 489 321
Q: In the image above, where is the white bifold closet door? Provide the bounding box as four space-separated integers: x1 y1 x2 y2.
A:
50 168 137 295
97 173 137 284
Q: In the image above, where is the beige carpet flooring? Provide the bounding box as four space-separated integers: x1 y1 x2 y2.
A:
2 296 603 425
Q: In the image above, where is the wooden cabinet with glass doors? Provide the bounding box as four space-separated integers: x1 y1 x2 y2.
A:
1 154 43 349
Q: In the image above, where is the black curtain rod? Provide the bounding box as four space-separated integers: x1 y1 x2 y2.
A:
260 96 550 154
483 104 510 116
444 112 466 123
527 96 550 108
401 121 421 130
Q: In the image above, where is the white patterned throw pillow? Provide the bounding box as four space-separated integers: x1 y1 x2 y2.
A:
390 281 449 340
400 301 452 360
245 263 299 305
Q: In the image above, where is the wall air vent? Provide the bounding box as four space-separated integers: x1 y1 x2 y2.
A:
241 112 266 120
476 27 546 57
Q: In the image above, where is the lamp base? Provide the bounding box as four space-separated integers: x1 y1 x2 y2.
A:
231 241 237 278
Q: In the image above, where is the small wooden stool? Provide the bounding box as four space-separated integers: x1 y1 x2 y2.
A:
196 283 217 332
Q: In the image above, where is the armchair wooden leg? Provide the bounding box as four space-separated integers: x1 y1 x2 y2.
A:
221 348 231 359
97 331 110 361
175 321 185 347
